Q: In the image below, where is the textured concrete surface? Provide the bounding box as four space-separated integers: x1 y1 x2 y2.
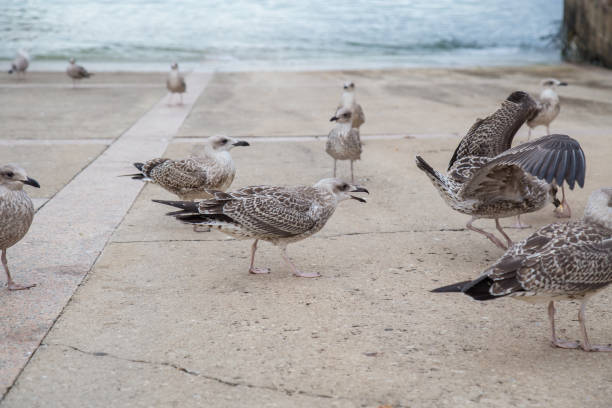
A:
2 66 612 407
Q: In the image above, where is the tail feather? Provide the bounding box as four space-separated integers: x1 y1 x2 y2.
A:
152 199 199 213
431 280 472 293
176 213 233 225
432 276 498 301
415 155 443 184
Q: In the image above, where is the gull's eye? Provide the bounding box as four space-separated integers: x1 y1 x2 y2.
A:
5 171 14 178
341 183 349 190
220 138 228 144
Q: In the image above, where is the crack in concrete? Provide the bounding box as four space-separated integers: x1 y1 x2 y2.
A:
45 343 346 402
111 228 468 244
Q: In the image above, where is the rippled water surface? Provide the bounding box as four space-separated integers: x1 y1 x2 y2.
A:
1 0 563 70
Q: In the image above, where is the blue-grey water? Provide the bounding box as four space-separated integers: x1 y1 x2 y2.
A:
1 0 564 71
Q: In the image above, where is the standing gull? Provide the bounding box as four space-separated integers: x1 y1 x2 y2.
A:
432 187 612 352
166 62 186 105
0 165 40 290
336 81 365 129
327 107 362 182
8 49 29 78
527 78 567 140
66 58 93 88
415 91 586 249
153 179 368 278
126 135 249 200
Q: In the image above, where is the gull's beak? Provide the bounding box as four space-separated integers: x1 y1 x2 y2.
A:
349 186 369 203
22 177 40 188
330 116 338 122
232 140 250 147
558 82 568 86
553 198 561 207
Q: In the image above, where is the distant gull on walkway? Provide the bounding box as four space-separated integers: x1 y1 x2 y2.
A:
327 107 362 183
66 58 93 87
154 178 368 278
167 62 186 105
416 91 585 249
433 187 612 352
336 81 365 130
0 164 40 290
7 49 29 78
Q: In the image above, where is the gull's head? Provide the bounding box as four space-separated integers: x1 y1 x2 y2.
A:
171 62 179 70
343 81 355 91
0 164 40 191
584 187 612 229
314 178 369 203
541 78 568 88
330 107 353 123
69 57 76 64
206 135 250 152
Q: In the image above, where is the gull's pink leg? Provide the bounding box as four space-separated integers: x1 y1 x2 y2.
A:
350 160 355 183
578 301 612 352
554 185 571 218
509 214 531 229
3 249 35 291
546 125 550 135
527 127 532 141
466 217 507 250
248 240 270 275
280 247 320 278
495 218 513 247
333 159 337 178
548 301 580 349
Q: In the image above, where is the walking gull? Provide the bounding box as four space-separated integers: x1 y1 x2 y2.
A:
66 58 93 87
126 135 249 200
336 81 365 129
167 62 186 105
153 178 368 278
7 50 29 78
415 91 586 250
327 107 362 182
432 187 612 352
0 164 40 290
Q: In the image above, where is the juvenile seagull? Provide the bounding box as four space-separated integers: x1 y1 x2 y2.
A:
8 50 29 78
416 91 586 250
327 107 362 182
153 178 368 278
0 165 40 290
336 81 365 129
432 187 612 352
527 79 573 219
127 135 249 200
166 62 186 105
527 78 568 140
66 58 93 88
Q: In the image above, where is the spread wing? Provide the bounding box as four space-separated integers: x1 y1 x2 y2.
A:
448 91 537 170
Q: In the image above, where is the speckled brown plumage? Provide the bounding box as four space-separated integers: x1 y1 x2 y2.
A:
433 188 612 352
153 178 368 277
327 107 362 182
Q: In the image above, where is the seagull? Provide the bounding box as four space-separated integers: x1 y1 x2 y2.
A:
126 135 249 200
153 178 368 278
527 79 573 219
166 62 186 105
8 49 29 78
0 164 40 290
432 187 612 352
327 107 362 183
527 78 567 140
415 91 586 250
336 81 365 129
66 58 93 88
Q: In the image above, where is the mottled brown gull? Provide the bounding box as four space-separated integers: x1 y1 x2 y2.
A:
166 62 187 105
336 81 365 129
0 164 40 290
153 178 368 278
327 107 362 182
66 58 93 88
416 91 586 250
433 187 612 352
7 49 29 78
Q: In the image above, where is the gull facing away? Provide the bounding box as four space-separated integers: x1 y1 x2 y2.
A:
66 58 93 88
527 78 567 140
125 135 249 200
527 79 573 219
153 179 369 278
0 165 40 290
415 91 586 250
167 62 186 105
432 187 612 352
336 81 365 129
327 107 362 183
7 49 29 78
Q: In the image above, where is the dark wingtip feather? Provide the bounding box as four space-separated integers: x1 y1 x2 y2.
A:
415 155 441 182
134 162 145 172
431 280 471 293
152 199 199 213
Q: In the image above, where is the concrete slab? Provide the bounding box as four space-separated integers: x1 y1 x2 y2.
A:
177 64 612 138
0 72 166 86
0 74 211 397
